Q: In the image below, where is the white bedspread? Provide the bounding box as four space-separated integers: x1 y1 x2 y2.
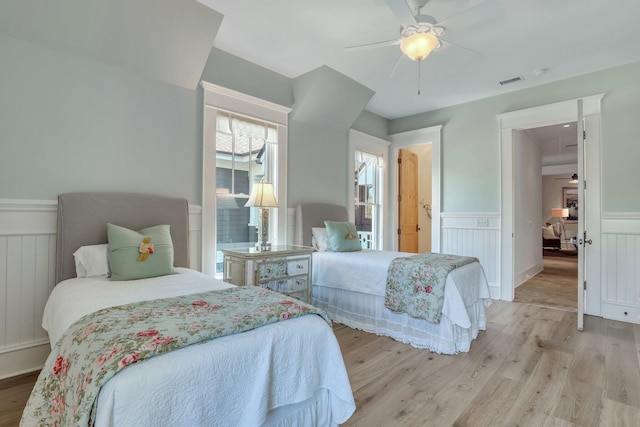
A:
313 250 490 328
311 250 492 353
41 268 355 426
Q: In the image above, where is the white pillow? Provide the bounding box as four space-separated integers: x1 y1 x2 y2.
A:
542 225 556 239
73 244 109 278
311 227 329 251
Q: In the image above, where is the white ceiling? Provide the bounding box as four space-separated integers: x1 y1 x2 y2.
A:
526 122 578 166
199 0 640 119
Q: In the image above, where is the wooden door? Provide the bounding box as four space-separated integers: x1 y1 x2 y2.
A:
399 149 419 253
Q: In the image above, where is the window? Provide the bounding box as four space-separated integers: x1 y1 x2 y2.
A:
349 130 389 250
354 150 383 249
215 113 278 274
202 82 290 277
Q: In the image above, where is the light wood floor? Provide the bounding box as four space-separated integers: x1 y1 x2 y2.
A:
335 301 640 426
4 301 640 426
514 253 578 311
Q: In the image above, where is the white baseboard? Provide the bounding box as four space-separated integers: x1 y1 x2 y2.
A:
515 262 544 288
0 341 50 380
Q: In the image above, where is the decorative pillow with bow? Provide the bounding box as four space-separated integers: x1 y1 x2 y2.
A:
107 223 175 280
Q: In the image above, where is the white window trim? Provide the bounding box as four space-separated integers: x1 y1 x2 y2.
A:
348 129 390 250
201 81 291 276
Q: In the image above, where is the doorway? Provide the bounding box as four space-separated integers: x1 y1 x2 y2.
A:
511 123 579 311
398 146 433 253
389 125 442 253
499 95 603 322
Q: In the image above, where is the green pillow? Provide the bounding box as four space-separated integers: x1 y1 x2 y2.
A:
324 221 362 252
107 223 175 281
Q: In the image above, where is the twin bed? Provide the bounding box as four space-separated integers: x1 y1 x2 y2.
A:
22 193 355 427
295 203 492 354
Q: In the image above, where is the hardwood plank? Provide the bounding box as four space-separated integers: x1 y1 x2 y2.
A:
0 371 38 427
568 318 607 387
514 255 578 311
553 378 604 425
499 317 558 383
546 311 579 354
453 376 522 426
396 322 516 426
600 399 640 426
605 320 640 407
504 349 572 425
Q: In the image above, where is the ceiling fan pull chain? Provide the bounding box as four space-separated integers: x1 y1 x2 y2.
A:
417 61 421 95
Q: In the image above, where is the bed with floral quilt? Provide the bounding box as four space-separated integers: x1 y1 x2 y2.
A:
21 193 355 427
295 203 492 354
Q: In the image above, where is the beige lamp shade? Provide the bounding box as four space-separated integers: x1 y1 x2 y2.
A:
400 32 439 61
551 208 569 218
245 182 278 208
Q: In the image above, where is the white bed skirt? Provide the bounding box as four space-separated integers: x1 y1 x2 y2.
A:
312 285 489 354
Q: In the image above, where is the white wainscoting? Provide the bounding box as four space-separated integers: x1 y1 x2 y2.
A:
0 199 202 379
440 213 501 299
601 213 640 324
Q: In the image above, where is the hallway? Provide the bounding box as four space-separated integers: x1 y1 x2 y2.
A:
514 252 578 311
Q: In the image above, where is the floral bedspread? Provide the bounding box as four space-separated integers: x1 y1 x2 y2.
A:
21 286 330 427
384 253 478 323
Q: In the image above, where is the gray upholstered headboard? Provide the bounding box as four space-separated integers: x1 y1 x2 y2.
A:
295 203 348 247
56 192 190 283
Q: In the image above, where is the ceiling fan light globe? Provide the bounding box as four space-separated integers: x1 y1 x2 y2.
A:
400 32 438 61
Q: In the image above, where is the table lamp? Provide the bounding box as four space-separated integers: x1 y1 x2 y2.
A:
551 207 569 249
245 182 278 251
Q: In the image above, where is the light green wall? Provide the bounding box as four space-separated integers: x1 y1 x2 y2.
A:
352 110 390 141
200 48 294 108
5 24 637 215
389 61 640 213
0 34 201 202
287 121 349 207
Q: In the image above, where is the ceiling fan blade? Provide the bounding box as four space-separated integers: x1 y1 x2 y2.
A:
436 0 501 29
437 37 480 55
389 53 406 77
383 0 418 27
344 38 401 52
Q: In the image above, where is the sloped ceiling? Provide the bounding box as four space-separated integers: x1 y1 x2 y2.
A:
292 66 375 131
0 0 223 90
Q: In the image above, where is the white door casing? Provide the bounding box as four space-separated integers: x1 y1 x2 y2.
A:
389 125 442 253
498 95 603 320
577 99 585 330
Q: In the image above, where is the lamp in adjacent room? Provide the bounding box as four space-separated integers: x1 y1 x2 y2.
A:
551 207 569 250
245 181 278 252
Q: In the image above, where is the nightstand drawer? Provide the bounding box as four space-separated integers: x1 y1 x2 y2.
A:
287 257 309 276
260 277 308 296
257 261 287 281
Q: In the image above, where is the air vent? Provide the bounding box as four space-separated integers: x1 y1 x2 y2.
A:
499 76 524 86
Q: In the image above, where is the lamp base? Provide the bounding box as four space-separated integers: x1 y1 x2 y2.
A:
255 241 271 252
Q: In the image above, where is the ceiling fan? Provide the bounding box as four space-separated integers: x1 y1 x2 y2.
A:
554 174 579 183
345 0 501 63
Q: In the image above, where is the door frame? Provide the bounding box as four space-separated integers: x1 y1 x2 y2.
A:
389 125 442 252
498 95 603 315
